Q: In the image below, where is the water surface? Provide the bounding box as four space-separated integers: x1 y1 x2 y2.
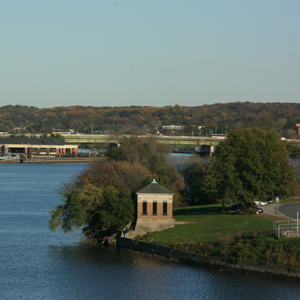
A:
0 163 300 300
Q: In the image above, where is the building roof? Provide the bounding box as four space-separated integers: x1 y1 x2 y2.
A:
0 138 68 145
136 179 174 194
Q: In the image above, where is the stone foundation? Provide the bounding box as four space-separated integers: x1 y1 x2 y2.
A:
128 219 175 238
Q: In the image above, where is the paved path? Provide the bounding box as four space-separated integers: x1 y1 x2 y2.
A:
277 203 300 219
261 203 281 217
263 203 300 219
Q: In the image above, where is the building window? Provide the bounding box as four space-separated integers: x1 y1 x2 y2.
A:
152 202 157 215
142 202 147 215
163 202 167 215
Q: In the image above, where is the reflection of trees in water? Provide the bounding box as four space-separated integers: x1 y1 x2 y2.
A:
48 243 175 272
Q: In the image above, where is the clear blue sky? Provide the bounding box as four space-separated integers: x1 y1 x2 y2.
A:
1 1 299 108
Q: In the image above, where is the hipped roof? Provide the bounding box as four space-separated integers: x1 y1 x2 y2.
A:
136 179 174 194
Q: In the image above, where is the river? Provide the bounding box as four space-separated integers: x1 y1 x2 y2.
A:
1 163 300 300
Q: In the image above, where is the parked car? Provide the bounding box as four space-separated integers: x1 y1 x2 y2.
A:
229 203 243 214
267 198 273 203
254 199 268 206
255 206 263 214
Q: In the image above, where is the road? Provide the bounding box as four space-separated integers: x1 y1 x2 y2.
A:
277 203 300 219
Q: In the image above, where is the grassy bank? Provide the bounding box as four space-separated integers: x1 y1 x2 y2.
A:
136 204 300 268
138 204 280 245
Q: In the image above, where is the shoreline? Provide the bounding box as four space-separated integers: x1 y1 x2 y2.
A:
0 157 103 164
117 238 300 279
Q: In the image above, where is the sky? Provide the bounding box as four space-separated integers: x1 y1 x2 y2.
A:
0 1 299 108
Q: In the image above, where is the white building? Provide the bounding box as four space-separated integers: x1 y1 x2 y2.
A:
162 125 183 130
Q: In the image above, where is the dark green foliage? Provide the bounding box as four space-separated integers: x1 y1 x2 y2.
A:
203 128 297 205
287 144 300 159
181 155 211 205
171 232 300 268
49 184 134 240
96 187 135 230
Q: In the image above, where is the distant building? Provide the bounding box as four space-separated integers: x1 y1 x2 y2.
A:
0 138 78 157
162 125 183 130
211 134 227 139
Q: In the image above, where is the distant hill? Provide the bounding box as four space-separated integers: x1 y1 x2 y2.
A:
0 102 299 138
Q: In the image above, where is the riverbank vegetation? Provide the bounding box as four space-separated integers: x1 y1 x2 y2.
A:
137 204 300 268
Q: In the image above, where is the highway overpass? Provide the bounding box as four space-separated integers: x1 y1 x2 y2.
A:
61 134 223 153
2 133 299 153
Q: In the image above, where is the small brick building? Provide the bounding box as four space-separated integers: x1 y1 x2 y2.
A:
128 179 175 238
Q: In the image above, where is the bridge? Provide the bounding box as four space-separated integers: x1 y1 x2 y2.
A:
62 134 224 152
62 133 300 154
2 133 299 153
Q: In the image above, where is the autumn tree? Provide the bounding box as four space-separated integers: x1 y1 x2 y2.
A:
68 160 152 192
106 136 185 206
202 128 297 206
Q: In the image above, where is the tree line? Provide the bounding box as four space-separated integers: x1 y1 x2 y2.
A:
1 102 300 138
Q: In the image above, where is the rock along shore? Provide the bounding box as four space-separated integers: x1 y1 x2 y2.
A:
117 238 300 279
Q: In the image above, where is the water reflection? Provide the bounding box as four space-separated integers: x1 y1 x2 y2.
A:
47 243 300 300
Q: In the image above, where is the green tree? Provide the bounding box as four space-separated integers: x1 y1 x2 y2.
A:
202 128 297 206
287 144 300 159
181 155 210 205
49 184 134 241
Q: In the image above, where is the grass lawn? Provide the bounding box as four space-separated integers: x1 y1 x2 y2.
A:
137 204 282 246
